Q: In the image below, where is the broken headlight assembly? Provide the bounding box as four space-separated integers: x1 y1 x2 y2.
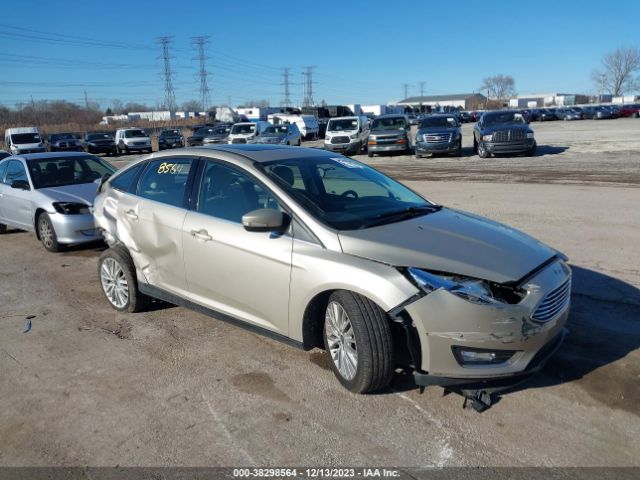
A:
53 202 90 215
404 267 526 305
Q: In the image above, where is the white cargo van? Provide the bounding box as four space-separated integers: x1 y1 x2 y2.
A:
4 127 46 154
114 128 152 154
268 114 319 140
227 121 271 144
324 116 370 155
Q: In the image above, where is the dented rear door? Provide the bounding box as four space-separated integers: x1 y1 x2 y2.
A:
121 157 197 298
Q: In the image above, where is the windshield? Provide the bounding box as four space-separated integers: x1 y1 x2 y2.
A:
264 125 289 134
161 130 181 136
327 118 358 132
11 133 41 145
371 117 407 131
419 116 457 128
27 156 116 189
87 133 113 140
124 130 146 138
231 124 256 134
50 133 75 141
483 112 525 126
262 155 435 230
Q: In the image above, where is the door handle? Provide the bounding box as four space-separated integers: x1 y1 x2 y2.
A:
190 229 212 241
124 209 138 220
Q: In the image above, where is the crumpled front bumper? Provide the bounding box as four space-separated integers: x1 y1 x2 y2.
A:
396 260 571 392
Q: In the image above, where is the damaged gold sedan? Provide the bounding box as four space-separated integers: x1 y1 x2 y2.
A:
93 145 570 409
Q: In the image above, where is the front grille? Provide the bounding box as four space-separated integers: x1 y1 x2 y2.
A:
231 138 247 144
375 135 402 144
331 136 350 144
493 130 526 142
424 133 452 143
133 141 147 146
532 278 571 322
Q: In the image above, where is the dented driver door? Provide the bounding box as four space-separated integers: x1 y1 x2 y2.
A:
120 157 197 298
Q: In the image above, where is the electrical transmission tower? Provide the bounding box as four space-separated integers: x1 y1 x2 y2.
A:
419 81 425 97
403 83 409 100
192 36 211 112
157 36 177 112
282 68 292 108
302 66 315 107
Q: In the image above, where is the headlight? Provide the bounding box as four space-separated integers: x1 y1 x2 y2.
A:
482 134 493 142
88 142 96 146
406 267 500 305
526 132 535 139
349 133 358 139
53 202 90 215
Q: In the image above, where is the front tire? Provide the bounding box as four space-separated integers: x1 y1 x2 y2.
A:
478 142 489 158
323 291 394 393
99 246 150 313
0 223 7 234
38 213 63 252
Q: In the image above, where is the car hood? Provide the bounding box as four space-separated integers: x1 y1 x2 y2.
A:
417 126 459 135
38 182 99 206
338 208 557 284
370 129 407 136
477 124 531 134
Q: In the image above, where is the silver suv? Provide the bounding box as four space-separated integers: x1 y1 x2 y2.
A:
93 145 570 404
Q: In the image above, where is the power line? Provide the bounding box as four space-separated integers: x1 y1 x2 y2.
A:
192 36 211 111
157 36 176 112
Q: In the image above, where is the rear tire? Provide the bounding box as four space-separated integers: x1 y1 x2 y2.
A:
323 291 394 393
367 151 373 157
99 246 151 313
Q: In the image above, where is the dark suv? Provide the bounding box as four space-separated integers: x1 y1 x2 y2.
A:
473 111 536 158
158 128 184 150
84 132 117 156
415 114 462 157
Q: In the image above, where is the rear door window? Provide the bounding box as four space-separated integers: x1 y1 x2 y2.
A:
136 158 194 208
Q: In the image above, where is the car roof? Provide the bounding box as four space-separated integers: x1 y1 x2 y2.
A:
375 114 407 119
154 144 338 165
10 151 94 161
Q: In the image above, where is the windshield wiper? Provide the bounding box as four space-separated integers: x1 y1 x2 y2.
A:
360 205 442 229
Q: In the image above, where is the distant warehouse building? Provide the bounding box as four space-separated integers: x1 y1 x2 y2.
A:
396 93 487 111
509 93 590 108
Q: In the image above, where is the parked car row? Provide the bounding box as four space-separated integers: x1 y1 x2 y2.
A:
0 145 572 408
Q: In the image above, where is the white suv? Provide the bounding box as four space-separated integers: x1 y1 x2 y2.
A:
114 128 152 155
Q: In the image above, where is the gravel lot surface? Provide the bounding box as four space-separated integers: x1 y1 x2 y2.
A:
0 118 638 467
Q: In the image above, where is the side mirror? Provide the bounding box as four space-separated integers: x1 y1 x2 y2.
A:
97 173 112 192
242 208 288 232
11 179 30 190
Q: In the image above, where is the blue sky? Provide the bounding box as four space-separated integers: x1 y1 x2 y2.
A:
1 0 639 110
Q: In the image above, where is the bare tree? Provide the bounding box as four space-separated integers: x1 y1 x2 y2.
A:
480 75 516 103
591 46 640 96
181 100 202 111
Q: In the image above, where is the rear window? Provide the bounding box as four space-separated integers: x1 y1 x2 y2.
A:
110 162 145 193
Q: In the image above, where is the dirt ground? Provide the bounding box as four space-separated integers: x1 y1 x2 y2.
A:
0 118 639 467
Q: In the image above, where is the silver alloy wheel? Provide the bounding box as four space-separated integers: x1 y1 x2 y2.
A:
325 301 358 380
100 258 129 309
39 217 54 249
